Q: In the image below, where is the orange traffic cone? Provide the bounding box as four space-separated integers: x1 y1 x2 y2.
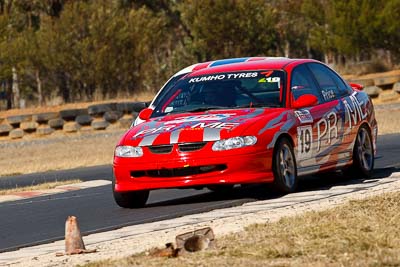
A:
56 216 96 256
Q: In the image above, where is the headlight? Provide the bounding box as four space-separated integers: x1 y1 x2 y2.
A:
115 146 143 157
212 136 257 151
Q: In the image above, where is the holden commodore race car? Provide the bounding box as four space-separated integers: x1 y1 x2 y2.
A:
113 57 377 208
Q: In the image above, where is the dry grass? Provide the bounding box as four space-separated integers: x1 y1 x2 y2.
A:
83 191 400 267
0 131 123 177
0 179 82 195
374 108 400 134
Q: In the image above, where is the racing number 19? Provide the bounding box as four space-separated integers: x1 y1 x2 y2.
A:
297 125 313 159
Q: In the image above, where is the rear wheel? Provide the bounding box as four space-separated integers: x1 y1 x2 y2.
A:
272 138 298 193
112 180 149 208
348 125 374 178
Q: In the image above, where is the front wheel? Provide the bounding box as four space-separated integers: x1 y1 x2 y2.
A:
272 138 298 193
112 181 149 209
348 125 374 178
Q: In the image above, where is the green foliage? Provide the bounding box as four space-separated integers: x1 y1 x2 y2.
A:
178 0 277 61
0 0 399 108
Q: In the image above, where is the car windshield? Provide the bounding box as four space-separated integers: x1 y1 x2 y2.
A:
151 70 285 117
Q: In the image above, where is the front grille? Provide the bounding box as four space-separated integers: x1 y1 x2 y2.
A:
131 164 227 178
148 145 173 154
178 142 207 152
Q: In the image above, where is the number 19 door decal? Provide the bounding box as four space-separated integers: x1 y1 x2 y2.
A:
297 125 313 159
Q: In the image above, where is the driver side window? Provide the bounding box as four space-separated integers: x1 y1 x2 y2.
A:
291 65 323 104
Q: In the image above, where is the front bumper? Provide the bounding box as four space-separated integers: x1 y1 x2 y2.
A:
113 148 273 192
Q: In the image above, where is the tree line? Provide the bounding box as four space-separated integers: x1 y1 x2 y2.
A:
0 0 399 109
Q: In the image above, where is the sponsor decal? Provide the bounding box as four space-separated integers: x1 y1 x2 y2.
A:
294 110 313 124
297 125 313 159
257 71 281 87
296 110 339 159
191 122 238 129
188 72 258 83
343 92 368 129
322 89 336 101
133 121 239 138
164 114 233 125
316 111 338 152
133 125 176 138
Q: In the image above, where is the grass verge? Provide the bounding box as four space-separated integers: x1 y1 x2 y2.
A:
83 191 400 267
0 132 122 177
0 179 82 195
374 108 400 134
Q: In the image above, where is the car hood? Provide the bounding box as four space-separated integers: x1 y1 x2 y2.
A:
123 108 287 146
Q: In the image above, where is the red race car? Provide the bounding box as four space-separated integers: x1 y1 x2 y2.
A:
113 57 377 208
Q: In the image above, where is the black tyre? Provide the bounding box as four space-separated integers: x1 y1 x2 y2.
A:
112 181 149 208
347 125 374 178
272 138 298 193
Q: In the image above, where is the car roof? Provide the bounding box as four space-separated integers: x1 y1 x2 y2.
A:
172 57 283 77
176 57 319 77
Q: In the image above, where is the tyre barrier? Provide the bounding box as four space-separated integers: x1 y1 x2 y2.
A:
346 74 400 102
0 101 146 140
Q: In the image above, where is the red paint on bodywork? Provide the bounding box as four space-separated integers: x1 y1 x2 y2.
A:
113 58 377 193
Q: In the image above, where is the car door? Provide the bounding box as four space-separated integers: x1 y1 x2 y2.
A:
290 64 325 175
307 63 353 169
290 64 335 175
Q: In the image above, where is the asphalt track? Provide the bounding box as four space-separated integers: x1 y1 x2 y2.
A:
0 133 399 253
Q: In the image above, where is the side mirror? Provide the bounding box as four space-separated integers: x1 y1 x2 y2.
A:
349 83 364 91
138 108 153 121
292 94 318 109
